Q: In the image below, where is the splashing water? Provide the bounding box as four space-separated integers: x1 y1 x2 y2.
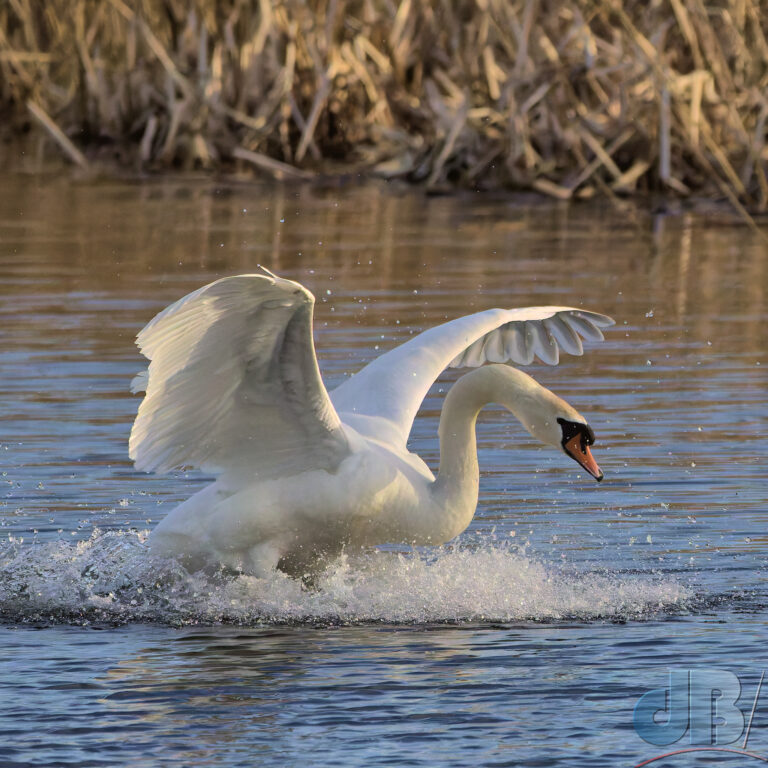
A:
0 530 692 626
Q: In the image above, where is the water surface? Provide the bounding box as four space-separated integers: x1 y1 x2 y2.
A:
0 177 766 766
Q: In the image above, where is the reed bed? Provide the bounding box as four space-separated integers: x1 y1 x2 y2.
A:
1 0 767 210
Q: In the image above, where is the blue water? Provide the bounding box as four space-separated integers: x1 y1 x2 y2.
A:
0 178 766 766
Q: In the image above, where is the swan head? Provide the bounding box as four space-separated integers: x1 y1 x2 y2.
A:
482 366 604 482
556 417 603 482
514 404 603 483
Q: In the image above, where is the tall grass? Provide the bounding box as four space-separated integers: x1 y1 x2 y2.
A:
1 0 767 209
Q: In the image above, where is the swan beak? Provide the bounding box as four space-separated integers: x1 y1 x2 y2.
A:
564 434 604 482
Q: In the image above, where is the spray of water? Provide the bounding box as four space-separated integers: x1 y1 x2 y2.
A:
0 530 691 625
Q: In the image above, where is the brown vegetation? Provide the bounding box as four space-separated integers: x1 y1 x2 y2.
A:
1 1 767 210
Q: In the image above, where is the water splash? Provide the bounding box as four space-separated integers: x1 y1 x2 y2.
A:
0 530 691 625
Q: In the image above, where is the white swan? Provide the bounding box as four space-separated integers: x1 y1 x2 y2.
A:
130 271 614 578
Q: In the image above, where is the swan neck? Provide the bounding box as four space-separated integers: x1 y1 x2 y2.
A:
431 369 507 519
434 379 481 493
432 366 551 528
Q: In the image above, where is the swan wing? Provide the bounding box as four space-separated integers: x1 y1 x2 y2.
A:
331 306 614 447
129 273 350 477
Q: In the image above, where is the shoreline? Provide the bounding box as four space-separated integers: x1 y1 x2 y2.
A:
3 147 766 228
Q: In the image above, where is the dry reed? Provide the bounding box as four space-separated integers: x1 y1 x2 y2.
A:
1 0 767 210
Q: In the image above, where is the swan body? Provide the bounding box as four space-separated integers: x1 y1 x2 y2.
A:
130 271 613 577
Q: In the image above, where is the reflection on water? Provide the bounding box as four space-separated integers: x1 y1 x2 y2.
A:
0 176 766 766
4 616 768 767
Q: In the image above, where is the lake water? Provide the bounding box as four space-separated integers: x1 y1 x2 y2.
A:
0 177 766 766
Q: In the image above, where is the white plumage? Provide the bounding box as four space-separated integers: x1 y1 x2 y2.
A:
131 271 613 578
130 272 349 478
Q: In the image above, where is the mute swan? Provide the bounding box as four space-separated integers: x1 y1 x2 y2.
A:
130 271 614 578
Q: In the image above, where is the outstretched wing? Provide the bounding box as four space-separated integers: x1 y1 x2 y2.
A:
129 273 350 477
330 306 614 448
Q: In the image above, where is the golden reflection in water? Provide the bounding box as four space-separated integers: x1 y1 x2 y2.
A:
0 177 765 361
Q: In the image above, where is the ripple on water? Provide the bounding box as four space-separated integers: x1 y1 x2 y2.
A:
0 530 691 626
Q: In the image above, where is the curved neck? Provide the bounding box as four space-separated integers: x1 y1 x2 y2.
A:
431 366 555 530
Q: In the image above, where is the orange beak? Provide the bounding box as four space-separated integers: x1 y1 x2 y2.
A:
564 434 603 482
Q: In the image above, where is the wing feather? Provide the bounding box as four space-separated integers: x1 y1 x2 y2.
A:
330 305 614 448
502 325 528 364
129 273 349 477
544 316 583 356
566 311 608 342
482 331 506 364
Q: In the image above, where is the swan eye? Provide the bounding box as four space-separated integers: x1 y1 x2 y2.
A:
557 418 595 451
